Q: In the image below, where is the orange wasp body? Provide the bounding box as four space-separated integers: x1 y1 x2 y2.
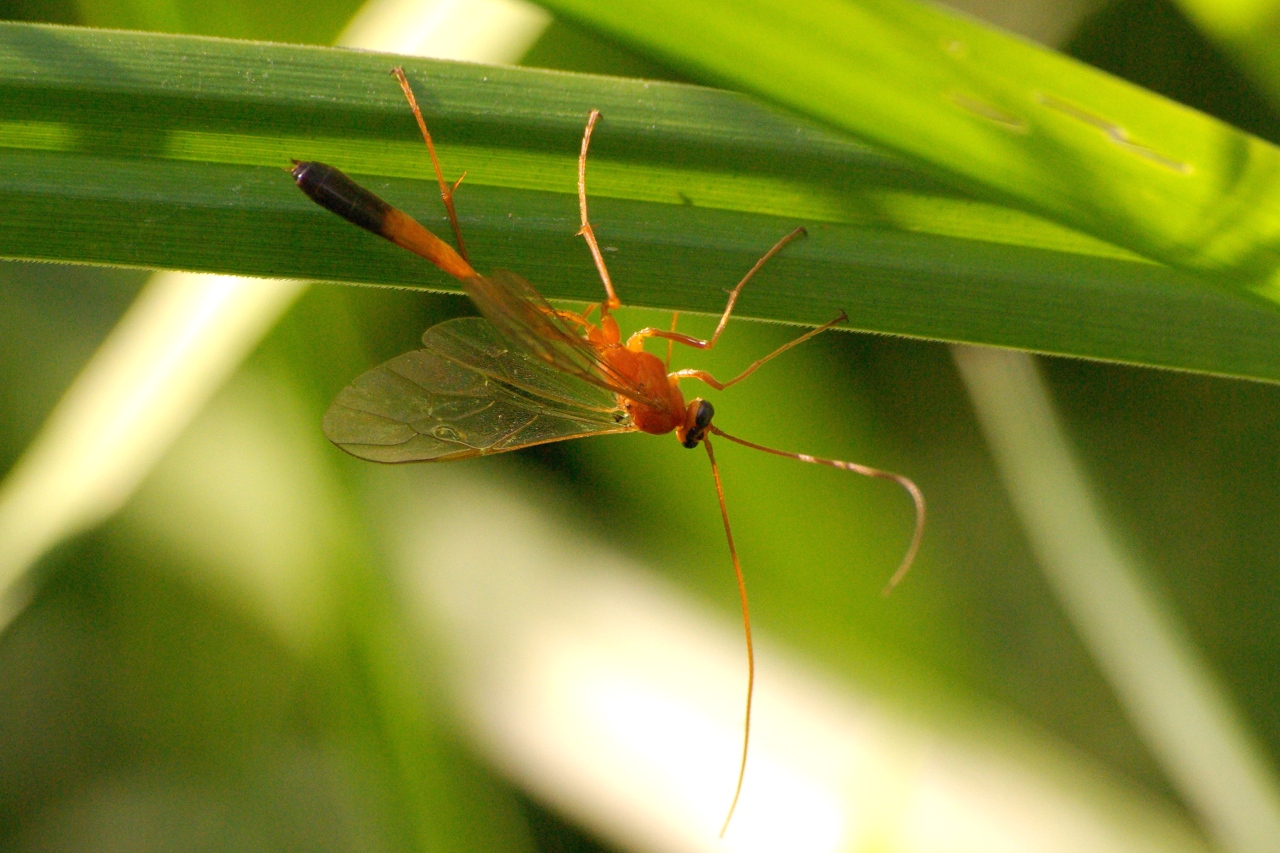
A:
293 68 924 835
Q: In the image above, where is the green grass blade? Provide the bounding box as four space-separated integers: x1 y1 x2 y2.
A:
5 22 1280 382
536 0 1280 301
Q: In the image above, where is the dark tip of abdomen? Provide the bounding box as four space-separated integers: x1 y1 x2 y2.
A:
292 160 393 238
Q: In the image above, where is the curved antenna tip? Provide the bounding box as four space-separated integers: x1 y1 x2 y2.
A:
880 474 926 596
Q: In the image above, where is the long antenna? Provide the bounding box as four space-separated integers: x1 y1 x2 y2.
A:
709 426 926 595
703 436 754 838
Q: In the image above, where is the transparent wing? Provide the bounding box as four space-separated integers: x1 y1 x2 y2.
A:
464 270 668 409
323 317 635 463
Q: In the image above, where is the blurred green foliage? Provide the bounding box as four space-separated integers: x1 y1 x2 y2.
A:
3 0 1280 851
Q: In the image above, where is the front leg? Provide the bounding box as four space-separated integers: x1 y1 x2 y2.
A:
626 226 808 354
664 311 848 390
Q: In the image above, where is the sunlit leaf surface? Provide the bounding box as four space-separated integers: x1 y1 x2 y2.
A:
5 22 1280 381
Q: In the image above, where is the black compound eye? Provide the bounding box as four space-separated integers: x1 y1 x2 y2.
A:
681 399 715 448
694 399 714 431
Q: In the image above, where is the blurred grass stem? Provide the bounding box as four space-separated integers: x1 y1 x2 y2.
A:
953 345 1280 853
0 273 305 607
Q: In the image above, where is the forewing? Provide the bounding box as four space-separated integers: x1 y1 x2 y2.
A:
463 270 666 408
423 318 619 411
324 318 634 463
